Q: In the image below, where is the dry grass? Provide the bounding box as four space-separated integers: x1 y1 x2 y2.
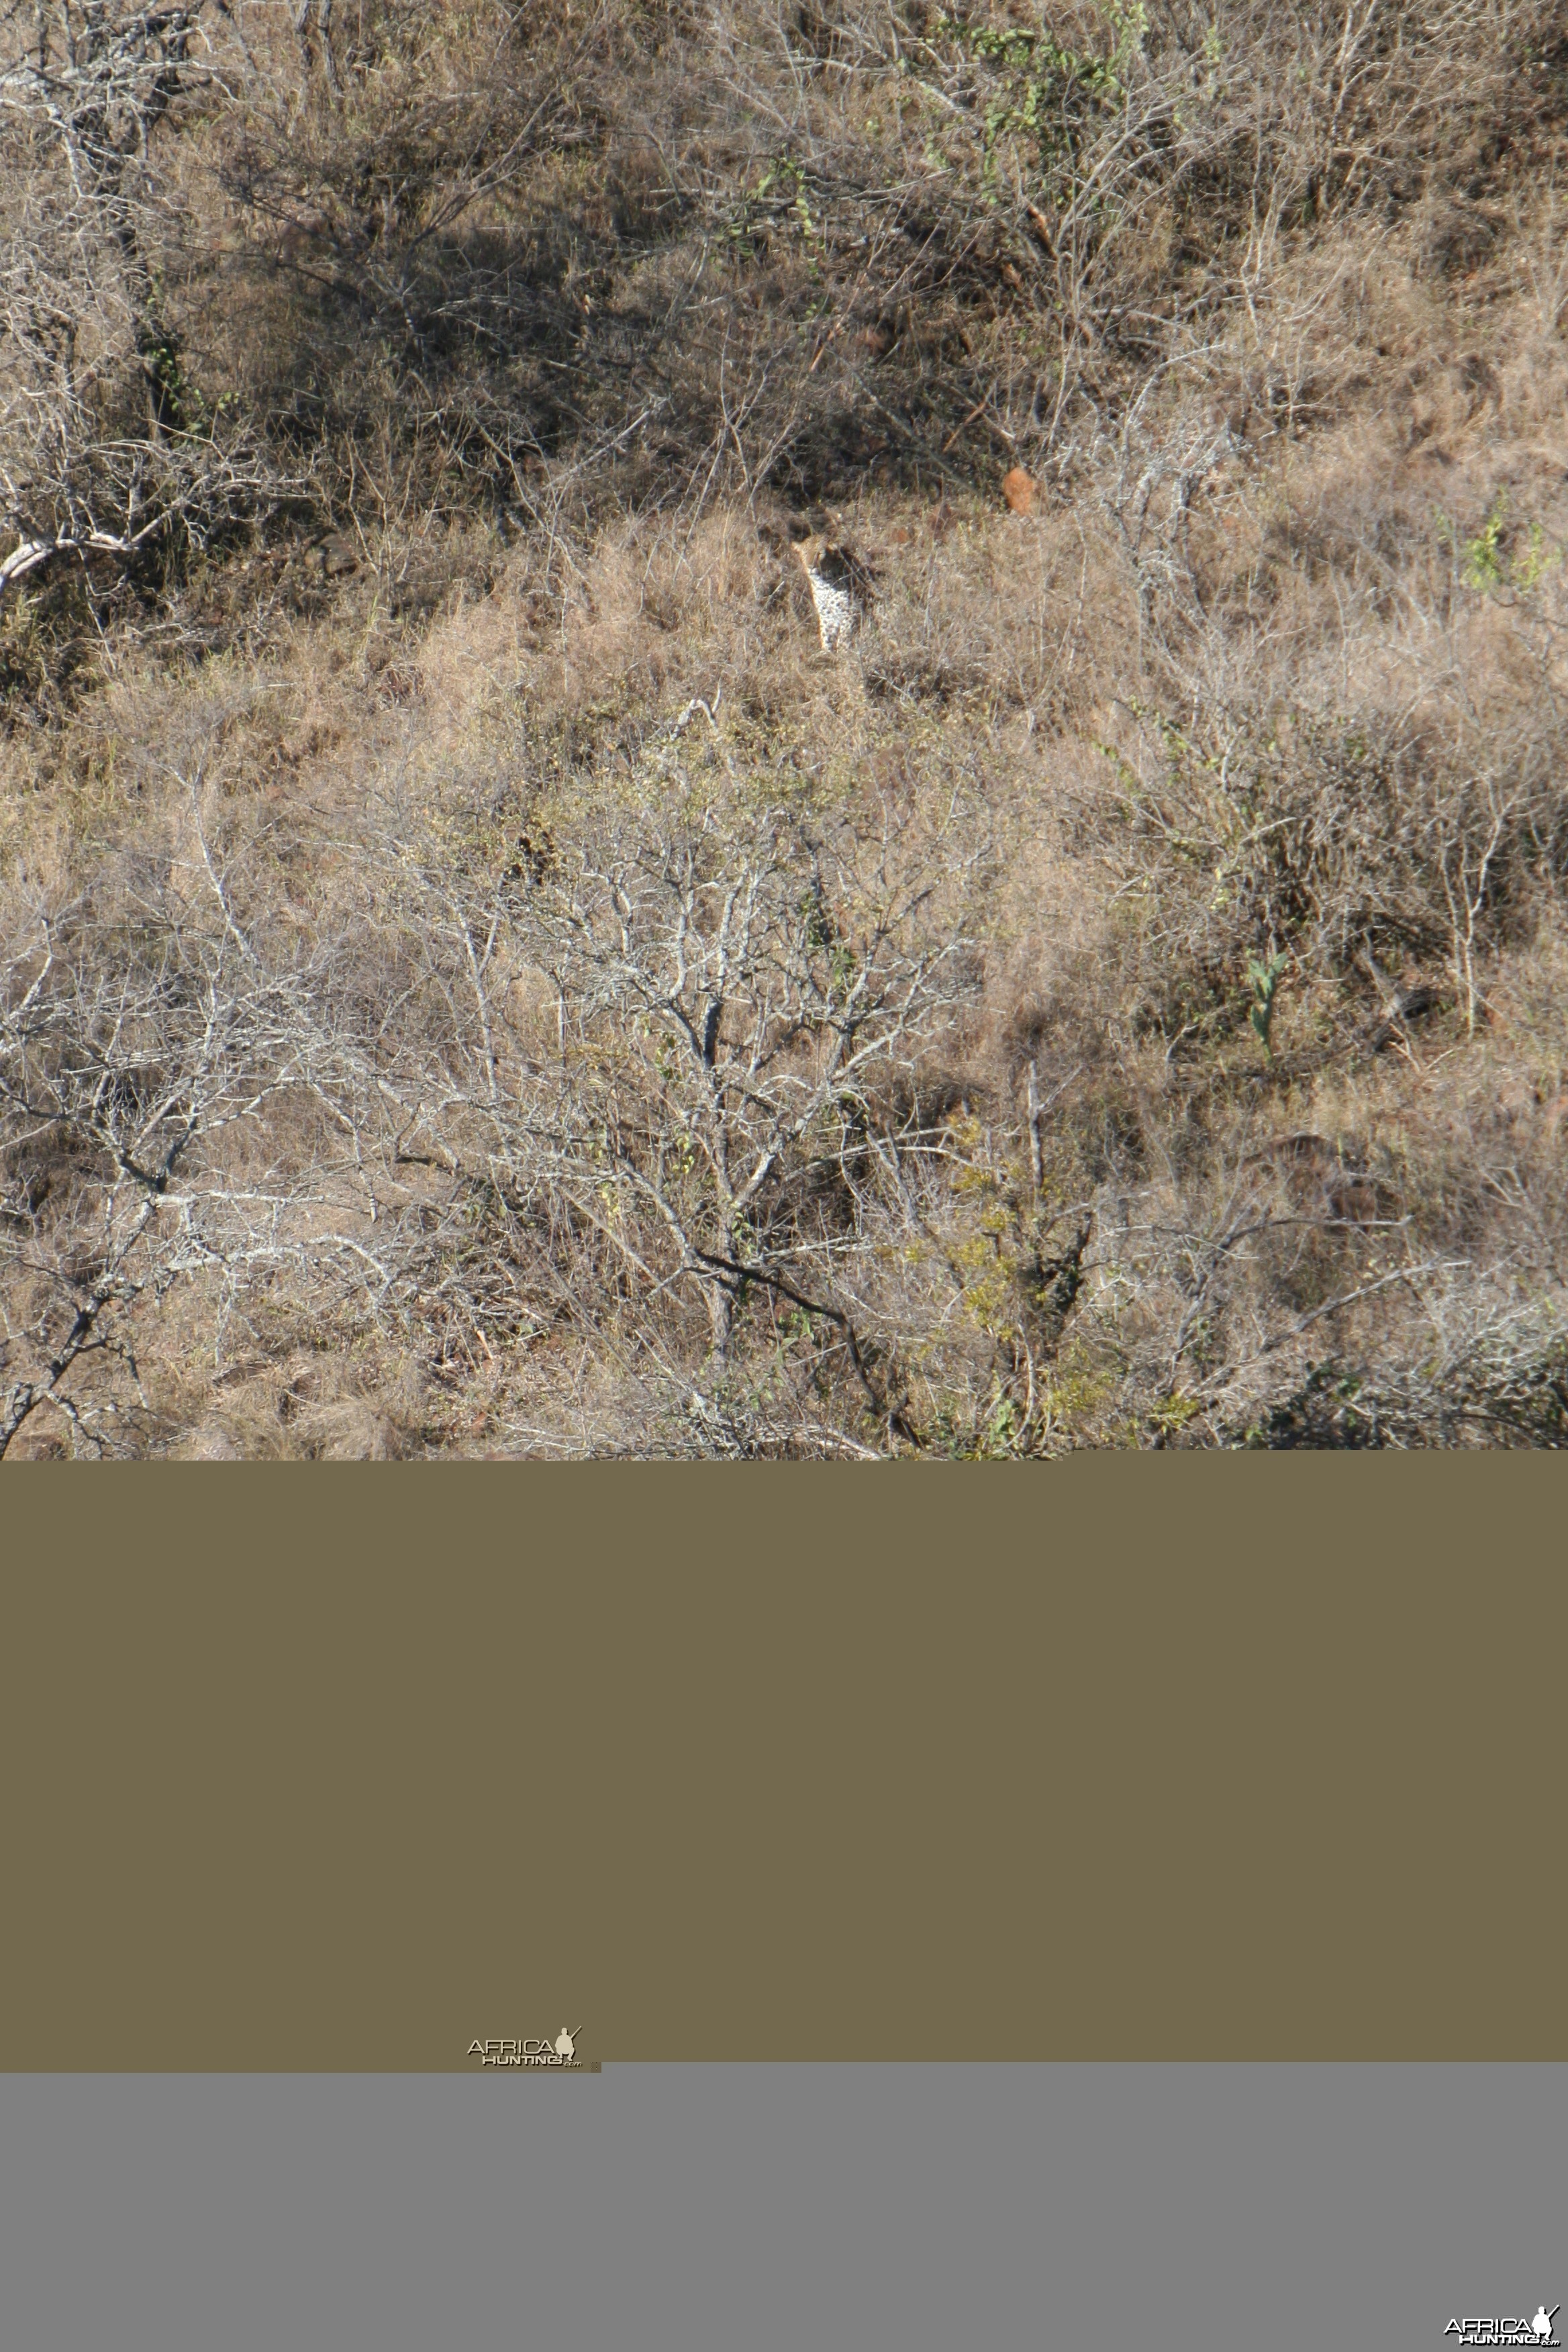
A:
5 0 1568 1452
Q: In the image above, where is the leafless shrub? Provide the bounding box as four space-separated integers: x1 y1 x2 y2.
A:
0 849 321 1451
320 731 993 1447
0 0 289 628
1079 698 1568 1062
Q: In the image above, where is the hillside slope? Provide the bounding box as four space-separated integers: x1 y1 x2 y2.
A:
4 0 1568 1453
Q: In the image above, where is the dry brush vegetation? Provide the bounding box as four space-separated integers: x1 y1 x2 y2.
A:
5 0 1568 1453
